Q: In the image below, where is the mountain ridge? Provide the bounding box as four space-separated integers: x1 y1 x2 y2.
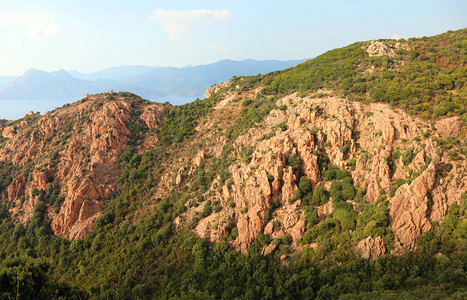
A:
0 59 306 101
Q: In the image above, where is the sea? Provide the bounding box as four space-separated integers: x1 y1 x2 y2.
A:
0 95 197 121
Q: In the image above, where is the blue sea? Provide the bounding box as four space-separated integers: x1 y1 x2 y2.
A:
0 98 78 120
0 95 197 121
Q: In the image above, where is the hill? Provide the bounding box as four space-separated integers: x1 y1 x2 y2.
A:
240 29 467 122
0 29 465 299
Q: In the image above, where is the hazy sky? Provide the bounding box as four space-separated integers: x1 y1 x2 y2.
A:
0 0 465 76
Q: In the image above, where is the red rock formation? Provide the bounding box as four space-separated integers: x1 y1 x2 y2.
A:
177 90 464 258
0 94 165 240
389 164 436 254
140 104 165 130
435 116 463 138
0 86 464 261
2 126 16 139
358 236 387 259
205 80 231 98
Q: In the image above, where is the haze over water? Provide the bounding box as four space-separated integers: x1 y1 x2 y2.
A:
0 96 196 120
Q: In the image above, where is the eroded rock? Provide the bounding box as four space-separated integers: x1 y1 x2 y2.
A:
366 41 396 57
390 164 436 254
435 116 463 137
358 236 387 259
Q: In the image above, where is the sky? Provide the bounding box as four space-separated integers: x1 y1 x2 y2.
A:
0 0 466 76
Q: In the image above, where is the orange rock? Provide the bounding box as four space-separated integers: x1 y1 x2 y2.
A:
435 116 462 137
140 104 164 130
177 90 464 256
0 95 167 240
205 80 231 98
2 126 15 139
32 170 48 191
281 166 298 204
390 164 436 254
358 236 387 259
7 174 27 202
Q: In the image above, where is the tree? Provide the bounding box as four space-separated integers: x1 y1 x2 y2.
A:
334 209 356 231
288 154 302 171
299 176 312 195
312 185 329 206
0 257 87 299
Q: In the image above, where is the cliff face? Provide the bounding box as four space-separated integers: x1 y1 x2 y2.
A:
0 93 165 239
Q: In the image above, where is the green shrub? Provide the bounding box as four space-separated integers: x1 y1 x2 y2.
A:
242 99 253 106
287 154 302 171
348 158 356 171
298 176 312 195
311 185 329 206
95 212 115 228
402 147 415 165
334 209 357 231
275 121 287 131
213 205 223 213
201 200 212 217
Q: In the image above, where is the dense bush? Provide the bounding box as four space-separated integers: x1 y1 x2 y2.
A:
287 154 302 171
0 257 88 299
158 97 217 144
225 96 277 140
311 185 329 206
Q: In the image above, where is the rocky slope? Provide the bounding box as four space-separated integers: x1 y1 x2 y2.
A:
0 92 166 239
0 30 465 262
173 86 465 257
0 86 464 260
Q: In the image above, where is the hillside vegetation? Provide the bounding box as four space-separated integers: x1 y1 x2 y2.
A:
0 29 465 299
229 28 467 123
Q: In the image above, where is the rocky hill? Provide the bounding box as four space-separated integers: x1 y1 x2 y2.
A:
174 89 464 258
0 29 465 299
0 92 167 239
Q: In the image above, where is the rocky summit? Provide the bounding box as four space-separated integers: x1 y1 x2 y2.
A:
0 28 465 299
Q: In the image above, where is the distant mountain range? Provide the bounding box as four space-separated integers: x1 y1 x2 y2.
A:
0 59 305 101
68 65 155 81
0 76 15 89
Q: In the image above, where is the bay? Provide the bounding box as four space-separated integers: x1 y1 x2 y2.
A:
0 97 79 120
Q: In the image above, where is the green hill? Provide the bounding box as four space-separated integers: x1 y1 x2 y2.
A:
228 28 467 122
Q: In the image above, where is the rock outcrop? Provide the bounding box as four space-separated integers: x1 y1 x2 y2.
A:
366 41 396 57
2 126 16 139
205 80 231 99
435 116 463 137
140 104 165 130
358 236 387 259
389 164 436 254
